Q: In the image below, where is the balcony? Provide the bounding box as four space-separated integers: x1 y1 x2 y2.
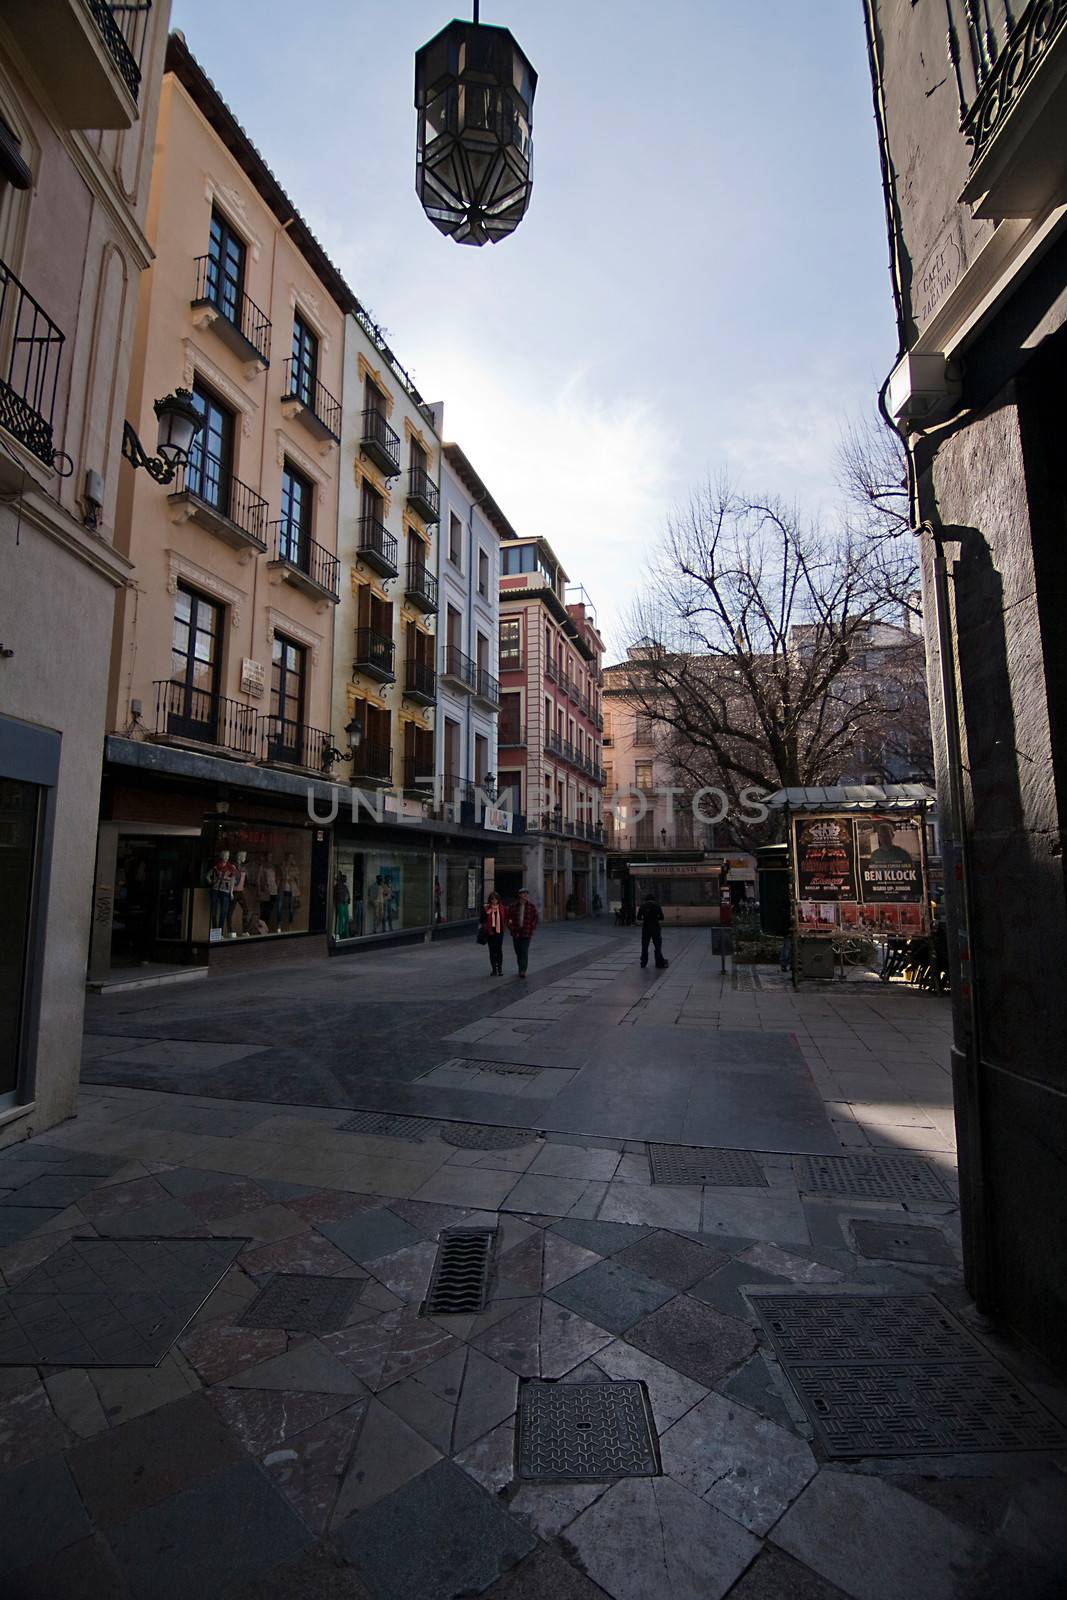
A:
545 658 560 685
261 717 332 773
353 628 396 684
360 409 401 477
956 0 1067 218
499 649 523 673
354 515 398 579
0 259 64 480
403 755 435 794
404 659 437 705
152 681 259 758
441 644 476 692
565 675 580 704
191 257 271 371
353 740 392 785
281 359 341 444
474 666 500 708
498 720 527 747
268 521 340 603
407 465 440 523
168 459 268 553
405 561 438 614
8 0 150 129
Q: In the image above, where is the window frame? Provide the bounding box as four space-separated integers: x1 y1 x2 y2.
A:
206 207 246 327
290 312 318 406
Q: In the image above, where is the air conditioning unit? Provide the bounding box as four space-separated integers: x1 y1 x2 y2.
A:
886 352 962 427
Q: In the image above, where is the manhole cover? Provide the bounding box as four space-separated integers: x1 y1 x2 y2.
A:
238 1274 362 1332
438 1123 537 1150
788 1360 1067 1457
0 1237 244 1368
518 1380 660 1480
755 1294 984 1364
423 1229 495 1316
755 1293 1067 1457
648 1144 767 1187
851 1220 956 1266
793 1154 951 1202
338 1112 440 1139
448 1059 542 1077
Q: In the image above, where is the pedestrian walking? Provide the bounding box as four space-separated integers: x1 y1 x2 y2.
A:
480 891 506 975
507 887 539 978
638 893 668 969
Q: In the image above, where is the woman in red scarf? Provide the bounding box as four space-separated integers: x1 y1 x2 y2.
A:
481 891 506 976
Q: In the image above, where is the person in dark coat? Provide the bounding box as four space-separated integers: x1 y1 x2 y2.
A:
638 894 667 968
507 888 539 978
481 891 506 976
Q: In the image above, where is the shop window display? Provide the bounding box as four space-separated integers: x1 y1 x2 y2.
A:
440 851 484 922
199 819 313 940
332 845 431 941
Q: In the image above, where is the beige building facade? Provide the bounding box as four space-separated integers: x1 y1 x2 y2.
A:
0 0 170 1142
94 34 348 980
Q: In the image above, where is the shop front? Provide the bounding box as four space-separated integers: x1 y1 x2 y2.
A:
328 814 492 952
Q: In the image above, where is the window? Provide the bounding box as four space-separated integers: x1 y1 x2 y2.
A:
604 763 613 791
186 382 234 511
364 377 386 415
633 714 653 746
290 313 318 406
501 544 547 576
474 733 488 784
408 530 427 575
270 634 306 746
603 711 613 742
280 461 313 568
478 548 489 597
444 716 460 782
635 760 653 790
448 512 462 567
170 584 222 736
360 479 384 526
499 617 521 668
206 209 245 326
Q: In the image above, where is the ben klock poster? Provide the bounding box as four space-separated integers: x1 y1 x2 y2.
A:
855 816 923 903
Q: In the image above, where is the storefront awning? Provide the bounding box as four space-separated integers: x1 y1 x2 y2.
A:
762 783 935 813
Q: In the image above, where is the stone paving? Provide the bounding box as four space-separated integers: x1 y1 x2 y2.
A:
0 929 1065 1597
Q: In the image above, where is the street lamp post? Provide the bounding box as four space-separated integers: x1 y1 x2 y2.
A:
121 389 203 485
321 714 364 774
414 4 537 247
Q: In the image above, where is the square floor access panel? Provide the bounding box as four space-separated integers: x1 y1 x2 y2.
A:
517 1380 660 1481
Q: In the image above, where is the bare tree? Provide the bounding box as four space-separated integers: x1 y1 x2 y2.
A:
837 409 921 624
620 477 930 842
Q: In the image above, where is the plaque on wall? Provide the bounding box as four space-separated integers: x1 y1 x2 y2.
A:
241 658 265 697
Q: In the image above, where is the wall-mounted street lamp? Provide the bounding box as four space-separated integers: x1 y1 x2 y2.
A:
321 714 364 773
660 828 667 849
414 2 537 246
121 389 203 485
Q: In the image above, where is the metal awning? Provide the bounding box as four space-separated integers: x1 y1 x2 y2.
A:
761 783 935 813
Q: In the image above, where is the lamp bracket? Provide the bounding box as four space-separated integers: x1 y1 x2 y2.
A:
122 420 178 486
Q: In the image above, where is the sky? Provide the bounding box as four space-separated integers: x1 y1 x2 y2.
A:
169 0 898 654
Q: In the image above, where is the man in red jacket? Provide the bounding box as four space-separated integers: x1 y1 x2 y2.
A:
507 887 539 978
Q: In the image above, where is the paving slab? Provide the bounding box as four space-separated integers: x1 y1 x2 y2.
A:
331 1397 441 1521
0 1452 91 1574
724 1547 854 1600
318 1208 426 1265
546 1258 675 1334
481 1544 613 1599
550 1219 655 1256
334 1457 536 1599
624 1294 757 1387
612 1229 728 1290
659 1388 816 1533
772 1468 988 1600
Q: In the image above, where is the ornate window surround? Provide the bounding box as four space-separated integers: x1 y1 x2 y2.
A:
165 550 246 627
357 352 394 417
181 338 258 438
275 428 332 500
265 605 323 667
202 173 264 262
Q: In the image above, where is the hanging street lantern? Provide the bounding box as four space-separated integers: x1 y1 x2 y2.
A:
414 4 537 247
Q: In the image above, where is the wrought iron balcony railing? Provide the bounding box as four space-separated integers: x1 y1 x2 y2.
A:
948 0 1067 162
0 258 64 468
353 740 392 783
545 657 560 684
499 648 523 672
407 465 440 523
403 755 435 793
152 681 259 757
88 0 152 101
268 520 340 600
442 644 476 689
192 256 272 366
498 720 527 747
170 457 269 549
360 408 401 476
354 514 398 578
353 628 396 682
475 667 500 706
405 561 438 613
261 717 332 772
282 357 341 442
404 659 437 703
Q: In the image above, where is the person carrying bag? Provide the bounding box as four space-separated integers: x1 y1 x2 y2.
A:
480 891 506 976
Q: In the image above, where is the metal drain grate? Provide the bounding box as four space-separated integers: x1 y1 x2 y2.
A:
755 1294 984 1364
518 1380 660 1480
850 1220 956 1266
755 1293 1067 1457
788 1361 1067 1457
338 1112 440 1139
793 1153 951 1202
238 1274 362 1332
438 1123 537 1150
443 1059 543 1077
648 1144 767 1187
422 1229 494 1316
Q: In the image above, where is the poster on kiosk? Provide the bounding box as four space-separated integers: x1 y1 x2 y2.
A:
790 812 928 938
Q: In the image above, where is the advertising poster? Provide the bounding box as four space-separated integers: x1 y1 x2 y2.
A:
792 816 856 901
798 901 838 932
855 816 922 904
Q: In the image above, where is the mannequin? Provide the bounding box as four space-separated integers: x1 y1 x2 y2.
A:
208 849 238 929
278 852 300 929
257 858 278 929
227 851 250 936
333 870 350 939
